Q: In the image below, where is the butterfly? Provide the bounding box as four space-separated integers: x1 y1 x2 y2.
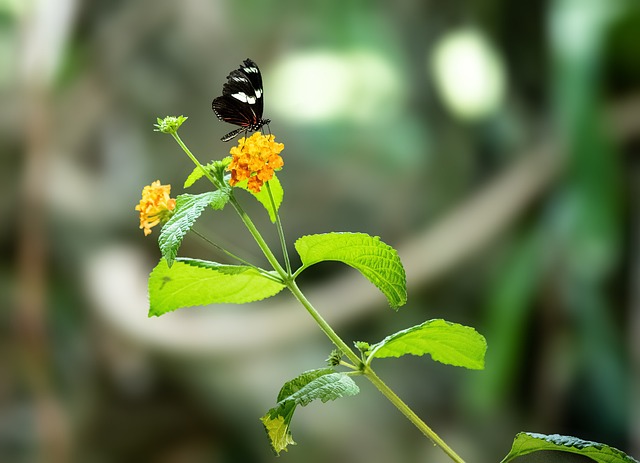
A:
212 58 271 142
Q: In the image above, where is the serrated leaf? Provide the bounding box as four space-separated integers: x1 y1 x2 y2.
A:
283 371 360 406
501 432 639 463
148 258 285 316
236 176 283 223
366 319 487 369
276 367 335 402
260 406 297 455
184 163 214 188
261 369 359 455
295 232 407 310
159 191 229 267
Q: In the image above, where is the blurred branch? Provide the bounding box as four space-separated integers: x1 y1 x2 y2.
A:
16 0 79 461
404 93 640 287
92 94 640 355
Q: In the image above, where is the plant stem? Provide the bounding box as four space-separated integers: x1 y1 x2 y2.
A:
190 228 282 283
191 228 252 266
286 281 361 366
229 194 288 281
364 367 466 463
226 166 465 462
266 181 291 275
170 132 286 282
171 132 220 188
287 279 466 463
170 132 287 281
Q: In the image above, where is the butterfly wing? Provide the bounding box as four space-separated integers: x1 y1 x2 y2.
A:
236 59 264 118
212 94 256 127
213 59 264 125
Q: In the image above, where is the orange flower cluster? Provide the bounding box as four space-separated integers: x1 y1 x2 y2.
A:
135 180 176 236
228 133 284 193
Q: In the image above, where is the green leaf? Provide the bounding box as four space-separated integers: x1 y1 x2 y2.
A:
159 191 229 267
148 258 285 316
276 367 336 402
184 163 213 188
501 432 639 463
236 175 283 223
261 368 360 455
366 319 487 369
261 404 296 455
281 371 360 406
184 159 232 188
295 232 407 310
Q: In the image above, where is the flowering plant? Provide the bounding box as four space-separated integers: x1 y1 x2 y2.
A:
136 115 637 463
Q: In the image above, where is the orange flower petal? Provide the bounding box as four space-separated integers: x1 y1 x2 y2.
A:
226 133 284 193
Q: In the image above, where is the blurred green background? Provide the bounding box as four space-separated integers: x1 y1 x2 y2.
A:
2 0 640 462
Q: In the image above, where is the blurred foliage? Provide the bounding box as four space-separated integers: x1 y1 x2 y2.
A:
2 0 639 462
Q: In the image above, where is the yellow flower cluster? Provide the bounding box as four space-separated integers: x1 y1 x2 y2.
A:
228 133 284 193
135 180 176 236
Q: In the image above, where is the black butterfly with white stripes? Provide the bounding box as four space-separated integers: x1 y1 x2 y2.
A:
212 58 271 142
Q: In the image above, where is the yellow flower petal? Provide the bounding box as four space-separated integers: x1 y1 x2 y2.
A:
135 180 176 236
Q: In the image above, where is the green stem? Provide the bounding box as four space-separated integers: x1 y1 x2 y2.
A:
266 182 291 275
170 132 286 280
364 367 466 463
190 228 281 283
287 279 465 463
181 132 464 461
191 228 251 266
171 132 220 188
286 281 361 366
229 194 288 280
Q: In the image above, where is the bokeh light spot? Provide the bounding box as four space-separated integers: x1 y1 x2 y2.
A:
430 29 507 120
